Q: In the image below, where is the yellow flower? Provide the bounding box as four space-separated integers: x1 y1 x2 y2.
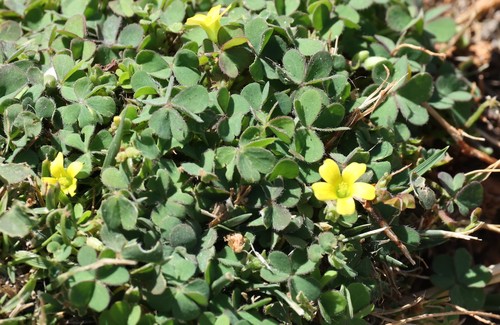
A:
42 152 83 197
185 5 230 43
311 159 376 215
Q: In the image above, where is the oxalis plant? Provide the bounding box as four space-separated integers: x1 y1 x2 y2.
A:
0 0 496 324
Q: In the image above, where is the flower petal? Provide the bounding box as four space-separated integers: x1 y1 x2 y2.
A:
207 5 222 18
319 159 341 185
50 153 65 178
342 162 366 184
64 182 78 197
67 161 83 178
185 14 208 26
41 177 57 185
311 182 338 201
352 182 376 200
336 197 356 215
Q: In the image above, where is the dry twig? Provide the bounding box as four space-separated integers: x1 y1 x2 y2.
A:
363 201 416 265
386 308 500 325
391 43 446 60
424 103 497 165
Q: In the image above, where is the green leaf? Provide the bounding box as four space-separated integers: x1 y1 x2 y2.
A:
396 95 429 125
386 5 412 32
265 203 292 231
450 285 485 310
0 21 22 41
184 279 210 307
77 246 97 266
398 73 434 104
349 0 373 10
136 50 171 79
455 182 483 216
88 282 110 312
295 88 322 126
268 159 300 181
283 49 306 84
96 265 130 285
131 71 158 93
117 23 144 47
63 14 86 38
149 108 188 142
267 116 295 143
260 263 289 282
221 37 249 51
53 54 75 81
173 50 200 86
69 281 95 308
61 0 90 16
239 127 274 148
322 20 345 41
101 195 138 231
411 147 448 177
290 275 321 301
85 96 116 122
0 64 27 99
35 97 56 118
219 46 254 78
336 5 360 28
170 224 197 250
319 290 347 322
453 248 472 281
163 254 197 283
347 283 372 315
275 0 300 15
245 17 272 54
0 203 34 238
269 251 292 273
171 85 209 114
426 17 456 42
160 0 186 26
101 167 129 190
461 265 492 288
297 38 325 56
237 147 276 183
172 291 201 321
102 15 121 44
305 51 333 82
371 96 398 127
293 129 325 163
241 82 267 110
242 0 265 10
0 163 35 185
311 3 330 31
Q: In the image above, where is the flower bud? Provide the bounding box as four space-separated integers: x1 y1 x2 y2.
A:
43 67 58 88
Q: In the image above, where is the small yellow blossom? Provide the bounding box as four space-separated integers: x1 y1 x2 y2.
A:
185 5 230 43
42 152 83 197
311 159 375 215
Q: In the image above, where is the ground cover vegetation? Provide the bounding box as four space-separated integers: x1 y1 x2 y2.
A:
0 0 498 323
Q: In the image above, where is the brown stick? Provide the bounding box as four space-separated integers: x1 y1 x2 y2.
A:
424 103 497 165
363 201 416 265
387 308 500 325
391 43 446 60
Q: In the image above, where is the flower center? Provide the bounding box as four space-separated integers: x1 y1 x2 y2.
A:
336 181 351 198
58 175 72 188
